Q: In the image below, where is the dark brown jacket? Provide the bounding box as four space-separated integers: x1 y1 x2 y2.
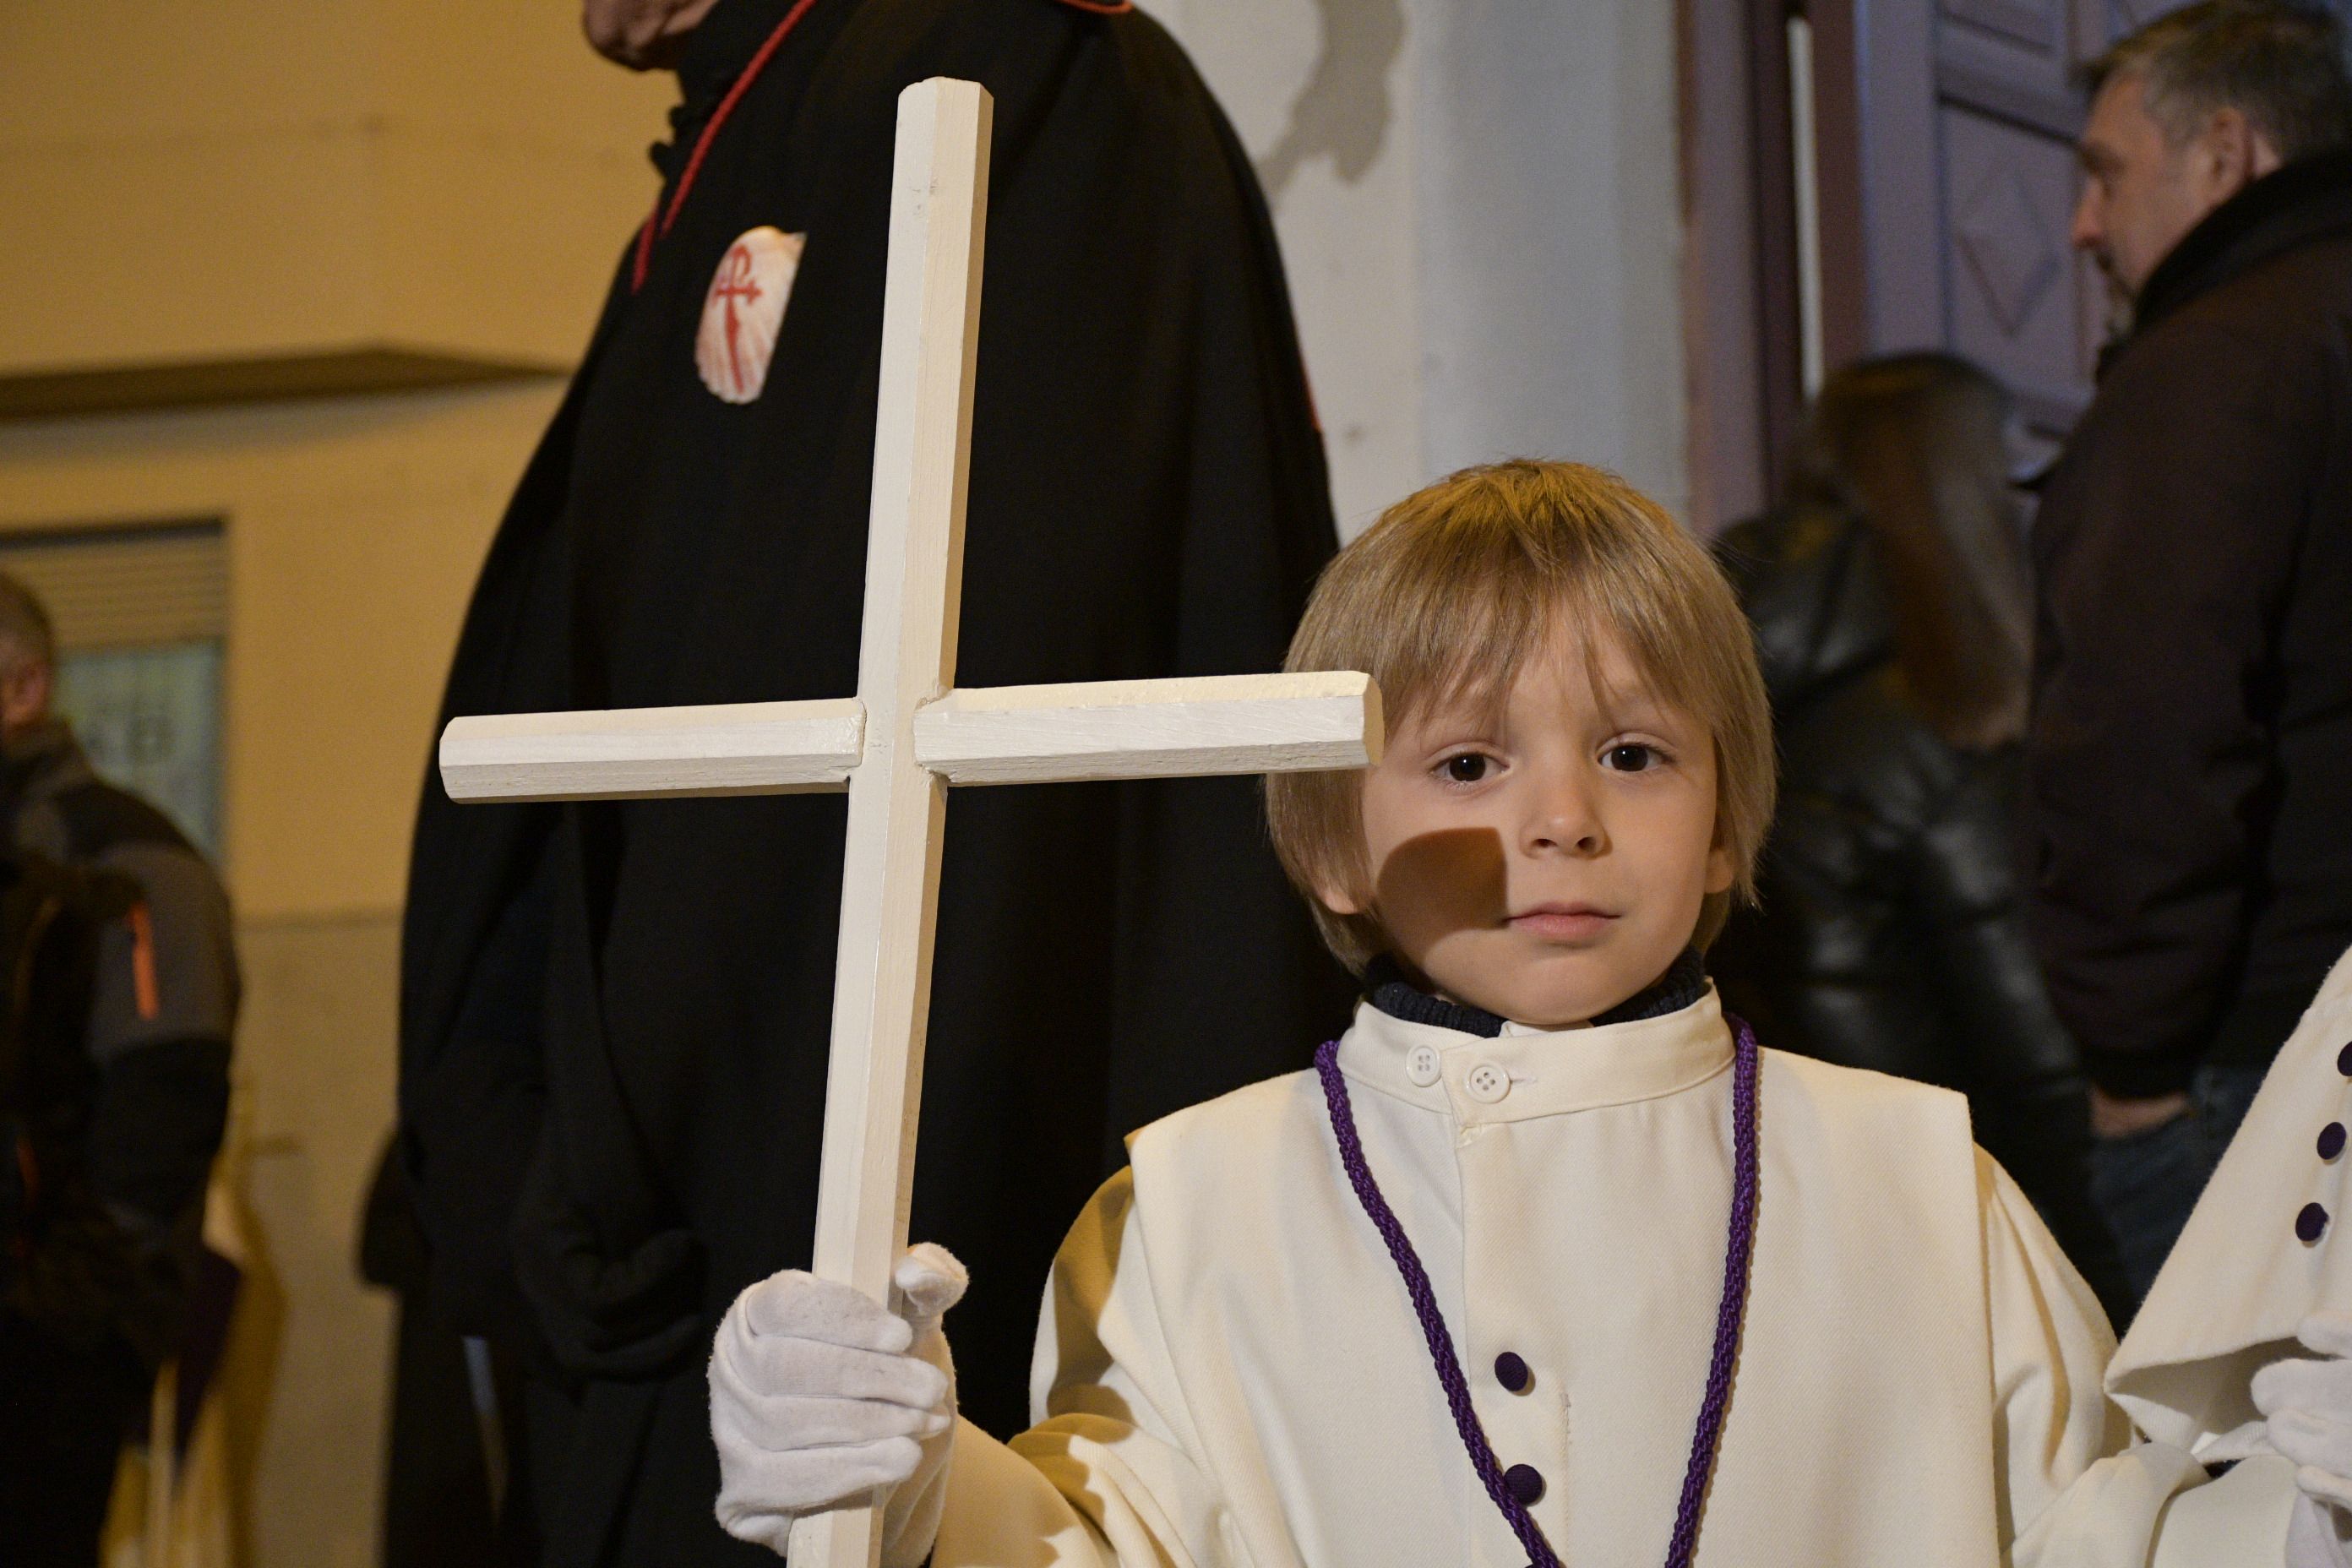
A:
2028 153 2352 1098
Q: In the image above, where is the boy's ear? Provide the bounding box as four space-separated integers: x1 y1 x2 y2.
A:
1703 842 1737 898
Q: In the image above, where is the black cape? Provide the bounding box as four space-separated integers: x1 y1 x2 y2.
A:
396 1 1352 1560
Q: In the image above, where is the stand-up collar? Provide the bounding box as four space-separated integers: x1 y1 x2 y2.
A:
1337 985 1734 1124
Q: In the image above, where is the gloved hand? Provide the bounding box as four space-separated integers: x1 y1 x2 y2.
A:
2257 1311 2352 1568
710 1242 968 1563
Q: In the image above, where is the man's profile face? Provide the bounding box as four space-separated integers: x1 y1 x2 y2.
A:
2071 71 2269 307
583 0 725 69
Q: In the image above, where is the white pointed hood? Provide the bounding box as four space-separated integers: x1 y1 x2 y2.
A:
2108 943 2352 1457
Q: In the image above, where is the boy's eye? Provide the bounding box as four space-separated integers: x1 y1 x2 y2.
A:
1441 754 1492 784
1603 743 1661 772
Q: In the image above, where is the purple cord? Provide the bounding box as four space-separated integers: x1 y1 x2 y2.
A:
1314 1014 1761 1568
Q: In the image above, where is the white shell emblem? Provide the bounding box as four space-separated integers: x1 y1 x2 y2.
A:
696 226 803 405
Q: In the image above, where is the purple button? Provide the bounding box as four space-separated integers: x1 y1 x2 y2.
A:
1494 1351 1532 1393
2323 1123 2347 1161
2338 1043 2352 1076
1505 1463 1545 1505
2300 1202 2330 1244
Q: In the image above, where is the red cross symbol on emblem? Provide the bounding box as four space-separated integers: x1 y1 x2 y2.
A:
696 226 803 406
711 243 765 392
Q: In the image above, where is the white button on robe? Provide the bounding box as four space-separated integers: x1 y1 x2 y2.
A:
1404 1044 1441 1087
1462 1059 1511 1103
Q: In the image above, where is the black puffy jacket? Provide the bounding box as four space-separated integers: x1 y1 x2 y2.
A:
1712 506 2126 1314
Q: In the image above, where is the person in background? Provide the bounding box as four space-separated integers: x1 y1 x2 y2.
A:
1714 353 2127 1320
0 573 238 1566
2034 0 2352 1301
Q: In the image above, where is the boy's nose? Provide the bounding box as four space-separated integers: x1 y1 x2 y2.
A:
1522 781 1605 858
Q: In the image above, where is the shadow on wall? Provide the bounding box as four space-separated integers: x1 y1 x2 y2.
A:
1255 0 1405 199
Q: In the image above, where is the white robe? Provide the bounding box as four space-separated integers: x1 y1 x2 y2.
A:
930 988 2252 1566
2022 945 2352 1568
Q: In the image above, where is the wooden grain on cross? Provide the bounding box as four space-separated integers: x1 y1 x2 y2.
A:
438 78 1381 1568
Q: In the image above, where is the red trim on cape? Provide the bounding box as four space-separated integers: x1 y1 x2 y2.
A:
631 0 825 293
627 0 1135 294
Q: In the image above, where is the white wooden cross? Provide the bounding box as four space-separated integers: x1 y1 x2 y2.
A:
438 79 1381 1568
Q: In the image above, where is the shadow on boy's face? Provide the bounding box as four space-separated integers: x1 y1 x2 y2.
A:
1372 827 1509 950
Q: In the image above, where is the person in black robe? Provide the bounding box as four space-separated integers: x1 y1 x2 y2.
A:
395 0 1352 1561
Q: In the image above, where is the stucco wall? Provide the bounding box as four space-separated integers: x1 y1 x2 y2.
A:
1157 0 1688 534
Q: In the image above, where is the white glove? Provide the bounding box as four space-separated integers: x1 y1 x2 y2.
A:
2256 1311 2352 1568
710 1242 968 1564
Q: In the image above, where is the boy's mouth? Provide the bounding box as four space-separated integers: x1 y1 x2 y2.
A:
1506 902 1616 940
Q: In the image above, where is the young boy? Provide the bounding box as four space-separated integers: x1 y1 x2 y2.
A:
706 463 2352 1566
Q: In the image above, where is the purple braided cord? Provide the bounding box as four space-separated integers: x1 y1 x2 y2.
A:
1664 1013 1761 1568
1314 1014 1761 1568
1313 1040 1551 1565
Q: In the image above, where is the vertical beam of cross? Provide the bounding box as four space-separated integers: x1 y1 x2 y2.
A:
790 77 990 1568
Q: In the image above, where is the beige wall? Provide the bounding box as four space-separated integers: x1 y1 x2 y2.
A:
0 384 569 1565
0 385 567 916
0 3 672 1561
0 1 672 378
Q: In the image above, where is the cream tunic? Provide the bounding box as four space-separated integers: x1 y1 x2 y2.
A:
933 990 2213 1566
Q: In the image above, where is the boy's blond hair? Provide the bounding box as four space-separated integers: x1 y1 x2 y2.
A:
1266 460 1776 973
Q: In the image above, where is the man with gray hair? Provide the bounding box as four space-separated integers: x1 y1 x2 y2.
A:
2029 0 2352 1309
0 572 238 1565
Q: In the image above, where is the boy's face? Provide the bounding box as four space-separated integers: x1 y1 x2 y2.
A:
1321 629 1733 1029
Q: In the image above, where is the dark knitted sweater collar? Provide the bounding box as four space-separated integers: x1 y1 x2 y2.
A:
1364 948 1709 1037
2128 150 2352 341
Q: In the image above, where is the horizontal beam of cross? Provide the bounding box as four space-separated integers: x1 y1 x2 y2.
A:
438 671 1381 801
439 698 866 801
